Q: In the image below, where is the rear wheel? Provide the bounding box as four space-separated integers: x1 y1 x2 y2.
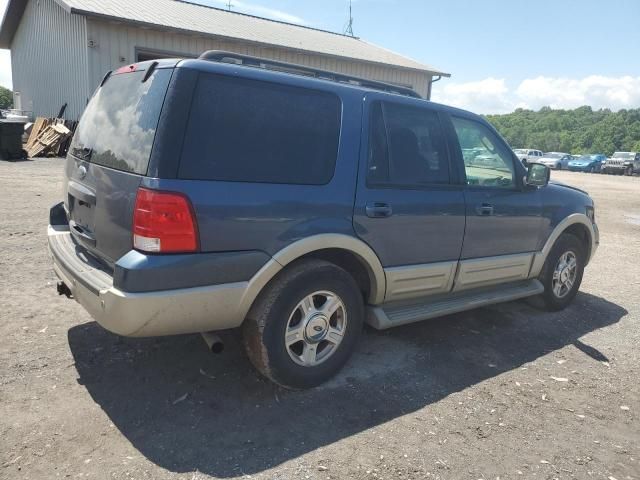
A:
243 259 364 389
538 233 585 311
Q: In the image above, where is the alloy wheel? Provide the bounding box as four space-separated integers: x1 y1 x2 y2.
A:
284 290 347 367
552 251 578 299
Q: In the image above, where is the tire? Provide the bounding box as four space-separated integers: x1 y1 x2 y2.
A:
538 233 586 311
243 259 364 389
588 166 595 173
625 166 633 176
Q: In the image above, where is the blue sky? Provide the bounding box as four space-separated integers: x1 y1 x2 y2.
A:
2 0 640 112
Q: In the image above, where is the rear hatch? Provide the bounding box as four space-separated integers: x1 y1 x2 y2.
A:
63 61 174 266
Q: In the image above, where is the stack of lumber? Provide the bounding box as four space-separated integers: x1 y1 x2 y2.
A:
25 118 77 158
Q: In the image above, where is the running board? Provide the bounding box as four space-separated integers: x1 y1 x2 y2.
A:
366 279 544 330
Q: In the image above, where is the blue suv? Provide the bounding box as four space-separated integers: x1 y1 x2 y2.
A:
48 52 598 388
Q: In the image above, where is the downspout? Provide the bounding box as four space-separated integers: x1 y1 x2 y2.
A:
426 75 442 101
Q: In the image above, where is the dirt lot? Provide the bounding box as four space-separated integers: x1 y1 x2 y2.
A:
1 158 638 480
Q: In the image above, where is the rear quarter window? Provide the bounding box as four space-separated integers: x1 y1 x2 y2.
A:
178 73 341 185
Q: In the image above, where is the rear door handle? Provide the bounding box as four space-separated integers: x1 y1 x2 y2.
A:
476 203 494 216
366 202 393 218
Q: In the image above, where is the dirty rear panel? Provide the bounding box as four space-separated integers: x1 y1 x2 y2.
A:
63 61 175 265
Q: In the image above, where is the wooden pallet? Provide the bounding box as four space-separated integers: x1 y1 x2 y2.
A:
25 117 50 150
26 123 71 158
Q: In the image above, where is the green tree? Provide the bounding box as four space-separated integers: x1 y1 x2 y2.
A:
484 106 640 156
0 86 12 109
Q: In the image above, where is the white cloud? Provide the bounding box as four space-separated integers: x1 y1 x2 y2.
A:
516 75 640 111
0 0 10 89
434 77 512 114
201 0 305 24
433 75 640 114
0 49 11 89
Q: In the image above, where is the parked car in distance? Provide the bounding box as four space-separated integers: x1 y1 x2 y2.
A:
533 152 572 170
47 52 599 389
601 151 640 176
568 154 607 173
513 148 543 166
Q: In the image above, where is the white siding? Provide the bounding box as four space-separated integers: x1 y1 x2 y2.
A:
86 20 431 98
11 0 90 119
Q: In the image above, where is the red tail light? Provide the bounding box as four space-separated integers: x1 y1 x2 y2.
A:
133 188 198 253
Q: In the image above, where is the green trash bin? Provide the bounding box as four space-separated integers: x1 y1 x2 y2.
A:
0 120 27 161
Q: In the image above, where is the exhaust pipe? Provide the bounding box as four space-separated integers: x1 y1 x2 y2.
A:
201 332 224 354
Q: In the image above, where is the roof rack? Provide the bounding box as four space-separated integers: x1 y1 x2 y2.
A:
197 50 421 99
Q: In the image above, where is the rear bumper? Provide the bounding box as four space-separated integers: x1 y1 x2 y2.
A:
48 225 249 337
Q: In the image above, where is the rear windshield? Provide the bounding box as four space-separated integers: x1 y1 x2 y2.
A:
70 68 172 174
178 73 341 185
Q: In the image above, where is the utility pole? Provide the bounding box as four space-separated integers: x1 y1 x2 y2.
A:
226 0 233 11
344 0 354 37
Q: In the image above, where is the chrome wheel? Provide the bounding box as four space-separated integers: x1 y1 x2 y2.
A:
552 251 578 299
285 290 347 367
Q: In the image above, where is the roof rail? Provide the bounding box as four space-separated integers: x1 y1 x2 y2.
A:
197 50 421 98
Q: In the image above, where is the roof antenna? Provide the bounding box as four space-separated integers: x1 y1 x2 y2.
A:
226 0 233 11
344 0 355 37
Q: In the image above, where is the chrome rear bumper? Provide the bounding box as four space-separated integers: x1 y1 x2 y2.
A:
48 225 248 336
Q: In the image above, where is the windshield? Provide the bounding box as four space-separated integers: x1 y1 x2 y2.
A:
513 149 526 154
612 152 634 159
543 153 562 159
70 68 172 174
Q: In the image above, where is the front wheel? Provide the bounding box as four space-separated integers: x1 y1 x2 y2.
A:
243 259 364 389
626 166 633 176
538 233 585 311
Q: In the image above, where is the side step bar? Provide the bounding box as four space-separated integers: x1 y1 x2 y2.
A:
367 279 544 330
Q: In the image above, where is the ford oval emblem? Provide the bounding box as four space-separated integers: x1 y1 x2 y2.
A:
78 165 87 180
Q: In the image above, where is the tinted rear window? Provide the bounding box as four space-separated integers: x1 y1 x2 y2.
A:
367 101 451 186
178 73 341 184
70 68 172 174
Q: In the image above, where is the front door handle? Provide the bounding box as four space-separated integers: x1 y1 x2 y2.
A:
476 203 494 216
366 202 393 218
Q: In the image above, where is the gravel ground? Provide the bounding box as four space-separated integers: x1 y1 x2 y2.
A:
1 158 638 480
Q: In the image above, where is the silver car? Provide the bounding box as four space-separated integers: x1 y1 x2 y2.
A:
534 152 572 170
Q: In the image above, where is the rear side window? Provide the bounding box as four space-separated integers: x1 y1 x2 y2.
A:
71 69 172 174
367 101 451 187
179 74 341 184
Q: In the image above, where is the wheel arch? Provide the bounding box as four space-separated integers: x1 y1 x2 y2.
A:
236 234 386 324
530 213 597 277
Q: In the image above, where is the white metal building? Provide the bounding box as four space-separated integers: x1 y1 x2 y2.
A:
0 0 449 120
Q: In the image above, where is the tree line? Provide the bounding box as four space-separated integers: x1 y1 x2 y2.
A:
485 106 640 156
0 86 13 109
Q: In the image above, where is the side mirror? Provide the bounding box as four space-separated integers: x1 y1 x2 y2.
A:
524 163 550 187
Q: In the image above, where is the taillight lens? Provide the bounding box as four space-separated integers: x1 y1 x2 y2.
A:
133 188 198 253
